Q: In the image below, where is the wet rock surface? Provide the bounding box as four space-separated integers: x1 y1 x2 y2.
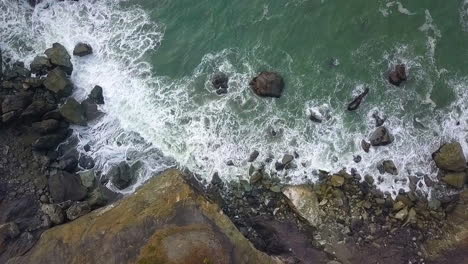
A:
388 64 407 86
72 43 93 57
250 71 285 98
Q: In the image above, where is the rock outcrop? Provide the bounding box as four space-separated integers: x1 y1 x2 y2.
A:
388 64 407 86
369 126 393 146
432 142 466 172
44 43 73 75
249 72 284 98
347 88 369 111
72 43 93 57
7 169 281 264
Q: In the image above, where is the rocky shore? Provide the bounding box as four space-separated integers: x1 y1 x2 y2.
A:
1 40 467 264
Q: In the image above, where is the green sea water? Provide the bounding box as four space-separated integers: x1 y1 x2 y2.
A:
2 0 468 195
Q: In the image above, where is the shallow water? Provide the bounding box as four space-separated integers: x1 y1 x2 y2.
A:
1 0 468 197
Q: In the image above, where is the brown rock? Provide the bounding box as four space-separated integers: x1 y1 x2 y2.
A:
249 72 284 98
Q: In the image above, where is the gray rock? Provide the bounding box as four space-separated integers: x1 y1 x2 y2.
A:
283 185 321 227
389 64 407 86
66 201 91 220
211 72 228 89
107 161 133 190
369 126 393 146
382 160 398 175
78 170 97 190
432 142 467 172
0 222 20 242
59 98 87 125
361 140 371 152
347 87 369 111
44 67 73 98
32 132 68 150
42 109 63 120
250 171 263 184
249 71 284 98
1 94 32 114
20 100 56 121
32 119 60 134
30 56 52 75
81 98 103 121
78 154 95 169
40 204 64 225
48 171 87 203
281 154 294 165
73 43 93 57
44 43 73 74
88 85 104 104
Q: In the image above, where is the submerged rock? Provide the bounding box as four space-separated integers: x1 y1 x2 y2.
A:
432 142 466 172
388 64 407 86
44 43 73 74
369 126 393 146
282 185 321 227
107 161 132 190
249 72 284 98
73 43 93 57
211 72 228 89
347 87 369 111
43 68 73 98
11 169 280 264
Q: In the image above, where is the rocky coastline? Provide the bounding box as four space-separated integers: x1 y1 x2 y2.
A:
0 40 467 264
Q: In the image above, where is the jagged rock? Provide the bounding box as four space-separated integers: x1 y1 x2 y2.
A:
211 72 228 89
432 142 467 172
22 77 44 90
249 72 284 98
43 68 73 98
42 109 62 120
389 64 407 86
57 149 79 172
20 100 56 121
73 43 93 57
48 171 87 203
40 204 64 225
281 154 294 165
10 170 280 264
44 43 73 74
3 62 31 80
30 56 52 76
394 207 408 220
372 112 385 127
59 98 86 125
361 139 371 152
107 161 132 190
347 88 369 111
31 119 60 134
353 155 362 163
1 94 32 114
369 126 393 146
66 201 91 221
282 185 321 228
81 98 103 121
441 172 466 189
88 85 104 104
248 150 259 162
382 160 398 175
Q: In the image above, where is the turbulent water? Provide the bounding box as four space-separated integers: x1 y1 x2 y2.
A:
2 0 468 197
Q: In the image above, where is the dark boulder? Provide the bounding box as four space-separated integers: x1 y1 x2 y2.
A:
432 142 466 172
73 43 93 57
66 201 91 220
248 150 260 162
30 56 52 76
81 98 103 121
59 98 87 125
347 88 369 111
372 112 385 127
369 126 393 146
1 94 32 114
32 119 60 134
44 43 73 74
20 99 56 122
249 72 284 98
88 85 104 104
22 77 45 90
43 67 73 98
3 62 31 81
388 64 407 86
32 129 69 150
40 204 64 225
79 154 95 170
382 160 398 175
42 109 63 120
361 139 371 153
48 171 87 203
107 161 133 190
211 72 228 92
58 149 79 172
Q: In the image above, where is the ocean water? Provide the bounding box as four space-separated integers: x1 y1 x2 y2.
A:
1 0 468 197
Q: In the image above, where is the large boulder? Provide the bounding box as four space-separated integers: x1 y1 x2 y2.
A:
369 126 393 146
47 171 87 203
44 43 73 75
3 62 31 81
107 161 132 190
441 172 466 189
43 68 73 98
20 100 56 122
432 142 467 172
347 88 369 111
249 72 284 98
30 56 52 76
388 64 407 86
31 119 60 134
211 72 229 94
32 131 68 150
72 43 93 57
6 169 281 264
40 204 64 226
282 185 321 228
59 98 86 125
81 98 103 121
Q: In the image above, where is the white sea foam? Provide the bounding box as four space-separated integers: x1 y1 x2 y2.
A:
0 0 467 198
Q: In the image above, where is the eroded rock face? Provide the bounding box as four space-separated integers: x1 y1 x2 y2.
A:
7 169 281 264
249 72 284 98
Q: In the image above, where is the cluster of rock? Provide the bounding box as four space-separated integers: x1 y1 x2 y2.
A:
211 71 285 98
0 42 121 261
